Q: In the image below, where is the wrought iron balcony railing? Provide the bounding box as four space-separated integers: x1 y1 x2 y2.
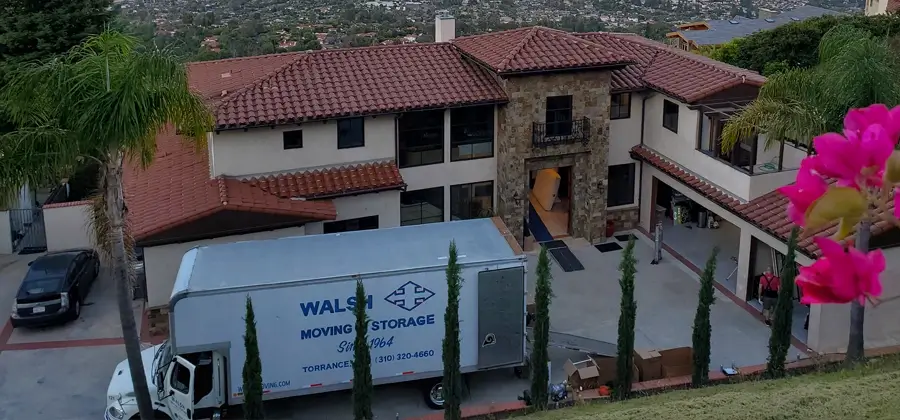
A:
532 117 591 147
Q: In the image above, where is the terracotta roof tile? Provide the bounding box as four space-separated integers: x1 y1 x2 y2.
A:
630 145 742 209
452 26 632 74
245 161 405 199
889 0 900 13
633 144 896 258
577 33 766 102
736 184 896 258
213 43 507 128
123 128 337 242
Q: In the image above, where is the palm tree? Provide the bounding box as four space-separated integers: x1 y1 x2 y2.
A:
0 31 213 419
721 25 900 364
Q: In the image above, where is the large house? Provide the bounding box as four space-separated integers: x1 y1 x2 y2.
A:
125 16 900 355
866 0 900 15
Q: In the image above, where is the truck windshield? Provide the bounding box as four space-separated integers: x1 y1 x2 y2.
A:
152 340 172 386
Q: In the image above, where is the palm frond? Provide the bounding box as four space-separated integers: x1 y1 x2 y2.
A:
818 25 873 65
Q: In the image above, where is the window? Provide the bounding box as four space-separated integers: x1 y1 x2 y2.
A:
662 100 679 133
401 187 444 226
170 361 192 394
337 117 365 149
398 110 444 168
323 216 379 234
545 95 573 137
450 181 493 221
450 105 494 161
283 130 303 149
610 93 631 120
607 163 636 207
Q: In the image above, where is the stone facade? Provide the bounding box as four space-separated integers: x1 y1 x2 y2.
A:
608 206 640 232
496 70 612 245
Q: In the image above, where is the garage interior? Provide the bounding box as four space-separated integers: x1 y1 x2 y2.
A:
653 179 740 292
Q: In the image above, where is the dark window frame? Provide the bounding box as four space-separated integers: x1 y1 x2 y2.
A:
337 117 365 149
323 215 379 234
450 181 494 221
545 95 574 137
283 130 303 149
401 187 445 226
663 100 679 133
610 93 631 120
450 105 494 162
607 163 636 207
398 110 445 169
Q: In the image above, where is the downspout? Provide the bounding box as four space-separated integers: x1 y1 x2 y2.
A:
636 93 652 221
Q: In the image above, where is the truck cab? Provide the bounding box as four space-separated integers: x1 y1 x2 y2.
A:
105 341 227 420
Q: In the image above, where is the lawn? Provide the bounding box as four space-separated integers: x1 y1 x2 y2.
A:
527 357 900 420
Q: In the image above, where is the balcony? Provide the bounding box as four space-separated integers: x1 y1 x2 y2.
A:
532 117 591 148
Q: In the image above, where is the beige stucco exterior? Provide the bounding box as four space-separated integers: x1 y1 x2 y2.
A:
43 202 95 252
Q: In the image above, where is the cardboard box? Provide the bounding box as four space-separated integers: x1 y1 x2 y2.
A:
564 359 602 390
658 347 694 379
633 349 663 381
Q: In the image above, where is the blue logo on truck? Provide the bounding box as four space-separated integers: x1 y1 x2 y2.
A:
384 281 434 311
300 295 373 317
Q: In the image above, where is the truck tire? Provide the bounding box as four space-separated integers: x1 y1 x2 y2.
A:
423 379 444 410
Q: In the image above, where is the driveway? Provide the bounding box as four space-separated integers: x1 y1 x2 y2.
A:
528 235 803 369
0 253 143 420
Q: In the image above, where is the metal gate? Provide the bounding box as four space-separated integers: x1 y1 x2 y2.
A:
8 208 47 254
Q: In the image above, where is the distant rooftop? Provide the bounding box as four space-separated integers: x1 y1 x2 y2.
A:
675 5 844 46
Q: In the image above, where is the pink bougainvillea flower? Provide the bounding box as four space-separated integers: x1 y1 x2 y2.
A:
844 104 900 144
811 124 894 187
797 237 885 305
778 158 827 226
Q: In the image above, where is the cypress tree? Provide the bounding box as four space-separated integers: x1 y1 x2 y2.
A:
691 247 718 387
529 245 553 410
352 279 374 420
242 295 265 420
766 228 799 379
442 241 463 420
614 238 637 399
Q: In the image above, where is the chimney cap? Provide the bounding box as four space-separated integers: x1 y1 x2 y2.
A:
436 9 453 19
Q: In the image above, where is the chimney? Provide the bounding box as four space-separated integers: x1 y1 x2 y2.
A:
435 11 456 43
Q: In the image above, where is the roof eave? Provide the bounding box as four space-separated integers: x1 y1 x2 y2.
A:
497 61 634 76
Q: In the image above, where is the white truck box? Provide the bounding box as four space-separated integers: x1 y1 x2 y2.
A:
105 217 527 420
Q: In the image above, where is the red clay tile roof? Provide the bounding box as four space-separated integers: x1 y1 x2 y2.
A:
451 26 632 74
187 52 303 106
736 185 896 258
245 161 405 199
889 0 900 13
212 43 508 129
630 145 743 208
576 33 766 102
123 128 337 242
632 144 896 258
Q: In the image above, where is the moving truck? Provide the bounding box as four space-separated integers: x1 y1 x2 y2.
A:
105 218 528 420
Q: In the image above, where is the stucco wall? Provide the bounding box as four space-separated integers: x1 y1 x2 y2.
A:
305 191 401 235
0 210 11 254
210 114 396 177
608 92 643 166
44 201 94 252
496 70 612 245
144 226 307 308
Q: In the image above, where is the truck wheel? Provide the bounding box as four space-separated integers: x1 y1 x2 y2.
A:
424 379 445 410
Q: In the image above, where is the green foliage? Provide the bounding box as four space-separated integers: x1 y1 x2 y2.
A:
0 0 113 69
720 14 900 73
530 246 553 410
700 38 742 64
352 279 374 420
692 248 718 387
722 24 900 151
766 228 799 379
0 30 213 203
442 241 463 420
615 238 637 399
243 295 265 420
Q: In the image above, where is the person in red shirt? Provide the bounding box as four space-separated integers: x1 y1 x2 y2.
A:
758 267 781 326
